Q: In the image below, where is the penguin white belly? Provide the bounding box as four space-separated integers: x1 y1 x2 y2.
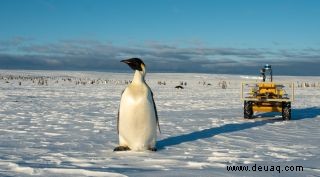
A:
119 85 157 151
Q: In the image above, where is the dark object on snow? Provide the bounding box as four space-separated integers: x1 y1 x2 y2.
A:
175 85 184 89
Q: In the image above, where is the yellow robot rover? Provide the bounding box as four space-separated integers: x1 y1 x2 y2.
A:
241 64 294 120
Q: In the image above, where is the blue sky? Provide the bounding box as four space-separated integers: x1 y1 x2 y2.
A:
1 0 320 75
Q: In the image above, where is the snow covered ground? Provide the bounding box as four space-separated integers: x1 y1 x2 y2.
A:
0 70 319 177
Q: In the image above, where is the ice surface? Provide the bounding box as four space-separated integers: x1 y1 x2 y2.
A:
0 70 319 177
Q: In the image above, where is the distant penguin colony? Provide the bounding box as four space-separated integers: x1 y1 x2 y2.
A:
114 58 161 152
2 73 318 89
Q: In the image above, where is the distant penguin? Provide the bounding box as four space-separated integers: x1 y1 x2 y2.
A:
114 58 160 152
175 85 184 89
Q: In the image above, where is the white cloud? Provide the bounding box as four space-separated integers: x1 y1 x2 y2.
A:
0 38 320 75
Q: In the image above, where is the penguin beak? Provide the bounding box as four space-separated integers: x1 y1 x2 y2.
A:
120 59 131 64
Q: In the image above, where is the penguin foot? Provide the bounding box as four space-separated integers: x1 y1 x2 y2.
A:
148 147 157 152
113 146 130 151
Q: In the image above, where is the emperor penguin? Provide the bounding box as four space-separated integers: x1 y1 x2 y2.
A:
114 58 160 152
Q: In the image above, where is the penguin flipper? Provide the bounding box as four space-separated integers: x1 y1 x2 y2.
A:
117 108 119 134
151 90 161 133
117 89 125 134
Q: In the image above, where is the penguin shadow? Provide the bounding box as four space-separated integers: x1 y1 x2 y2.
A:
157 107 320 150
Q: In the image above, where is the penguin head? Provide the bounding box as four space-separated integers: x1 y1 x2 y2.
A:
121 58 145 72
